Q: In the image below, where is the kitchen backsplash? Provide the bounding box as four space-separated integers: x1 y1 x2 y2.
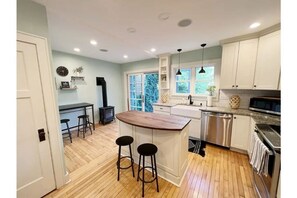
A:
168 90 280 109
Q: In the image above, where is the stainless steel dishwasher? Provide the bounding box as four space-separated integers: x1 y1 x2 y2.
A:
201 111 233 147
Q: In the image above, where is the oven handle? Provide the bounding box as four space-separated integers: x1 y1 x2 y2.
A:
255 131 274 155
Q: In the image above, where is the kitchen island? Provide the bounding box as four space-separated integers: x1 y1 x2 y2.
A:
116 111 191 186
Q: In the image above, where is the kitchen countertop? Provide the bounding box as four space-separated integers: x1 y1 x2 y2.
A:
153 103 280 125
200 106 280 125
116 110 191 131
153 102 177 107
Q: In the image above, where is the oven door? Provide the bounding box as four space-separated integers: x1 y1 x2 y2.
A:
252 132 280 198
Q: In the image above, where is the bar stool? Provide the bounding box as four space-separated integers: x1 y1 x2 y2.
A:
115 136 135 181
60 119 72 143
137 143 159 197
77 115 92 138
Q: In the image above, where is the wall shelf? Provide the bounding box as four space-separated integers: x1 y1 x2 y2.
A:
60 86 77 90
71 76 85 81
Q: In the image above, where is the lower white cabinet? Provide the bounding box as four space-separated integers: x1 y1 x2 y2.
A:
188 118 201 139
231 115 251 151
153 105 171 115
248 117 256 158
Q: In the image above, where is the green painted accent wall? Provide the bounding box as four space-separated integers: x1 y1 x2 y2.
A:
52 51 123 123
120 46 222 72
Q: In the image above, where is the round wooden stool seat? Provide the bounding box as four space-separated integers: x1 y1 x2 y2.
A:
116 136 134 146
60 118 70 123
137 143 158 156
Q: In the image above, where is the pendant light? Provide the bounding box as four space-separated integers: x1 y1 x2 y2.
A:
176 49 182 76
199 43 206 73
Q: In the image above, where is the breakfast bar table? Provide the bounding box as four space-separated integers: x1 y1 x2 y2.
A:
116 110 191 186
59 102 95 130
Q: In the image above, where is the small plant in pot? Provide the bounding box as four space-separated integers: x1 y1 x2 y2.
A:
73 66 83 76
206 85 216 96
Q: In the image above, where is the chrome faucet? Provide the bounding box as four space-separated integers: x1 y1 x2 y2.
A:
188 95 194 105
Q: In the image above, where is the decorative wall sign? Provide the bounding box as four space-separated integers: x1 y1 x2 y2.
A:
56 66 69 77
61 81 70 88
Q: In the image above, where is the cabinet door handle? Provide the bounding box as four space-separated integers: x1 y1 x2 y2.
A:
234 117 236 119
236 85 238 88
232 85 235 88
254 85 256 87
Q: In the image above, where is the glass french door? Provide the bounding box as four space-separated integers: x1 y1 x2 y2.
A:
128 72 159 112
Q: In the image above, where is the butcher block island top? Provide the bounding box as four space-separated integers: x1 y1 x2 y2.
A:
116 110 191 131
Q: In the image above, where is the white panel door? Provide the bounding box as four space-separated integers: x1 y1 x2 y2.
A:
17 41 55 197
231 115 250 151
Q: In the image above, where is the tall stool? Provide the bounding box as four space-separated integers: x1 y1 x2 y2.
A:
115 136 135 181
60 119 72 143
137 143 159 197
77 115 92 138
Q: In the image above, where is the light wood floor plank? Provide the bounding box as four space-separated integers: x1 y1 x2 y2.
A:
45 122 256 198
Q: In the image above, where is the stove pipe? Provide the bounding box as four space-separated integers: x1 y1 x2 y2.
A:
96 77 107 107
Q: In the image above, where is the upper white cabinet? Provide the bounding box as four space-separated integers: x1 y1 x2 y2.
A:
253 30 280 90
220 38 258 89
231 115 251 151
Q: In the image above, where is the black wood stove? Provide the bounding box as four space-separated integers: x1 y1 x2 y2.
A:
96 77 114 125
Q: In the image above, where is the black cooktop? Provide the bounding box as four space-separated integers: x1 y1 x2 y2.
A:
269 125 281 135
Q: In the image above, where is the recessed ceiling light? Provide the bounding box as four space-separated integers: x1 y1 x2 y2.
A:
158 12 170 21
74 48 80 52
150 48 156 52
127 27 136 33
178 19 192 27
99 49 108 52
123 55 128 59
90 40 97 45
249 22 261 29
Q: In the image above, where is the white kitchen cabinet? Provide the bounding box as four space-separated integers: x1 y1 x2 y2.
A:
188 118 201 139
254 30 280 90
220 38 258 89
220 42 239 89
231 115 251 151
159 55 170 90
153 105 171 115
248 117 256 158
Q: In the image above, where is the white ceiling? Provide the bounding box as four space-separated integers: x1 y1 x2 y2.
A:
33 0 280 64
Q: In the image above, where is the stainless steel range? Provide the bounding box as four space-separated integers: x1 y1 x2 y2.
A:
253 123 281 198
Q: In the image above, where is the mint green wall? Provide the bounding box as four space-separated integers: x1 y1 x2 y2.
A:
121 58 159 73
170 46 222 64
17 0 49 38
121 46 222 73
52 51 123 127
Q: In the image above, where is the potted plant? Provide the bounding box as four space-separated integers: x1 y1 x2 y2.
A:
206 85 216 96
73 66 83 76
206 85 216 107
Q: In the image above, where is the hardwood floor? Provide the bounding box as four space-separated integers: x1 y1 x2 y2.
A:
45 121 256 198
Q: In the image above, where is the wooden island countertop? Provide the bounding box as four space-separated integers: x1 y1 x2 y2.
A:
116 111 191 131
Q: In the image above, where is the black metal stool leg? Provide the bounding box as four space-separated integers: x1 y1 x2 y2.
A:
137 154 141 181
77 118 80 137
151 155 154 177
129 144 135 177
154 154 159 192
83 118 86 138
117 145 121 181
88 117 92 134
66 121 72 143
142 155 145 197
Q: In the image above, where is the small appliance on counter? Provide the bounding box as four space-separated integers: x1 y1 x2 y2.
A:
249 96 280 115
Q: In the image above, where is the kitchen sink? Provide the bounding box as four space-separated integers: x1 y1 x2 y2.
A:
171 104 202 118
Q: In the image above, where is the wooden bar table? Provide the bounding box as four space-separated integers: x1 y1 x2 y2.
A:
116 110 191 186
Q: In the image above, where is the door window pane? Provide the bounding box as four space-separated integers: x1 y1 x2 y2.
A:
144 73 159 112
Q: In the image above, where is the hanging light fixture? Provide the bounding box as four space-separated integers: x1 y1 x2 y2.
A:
199 43 206 73
176 49 182 76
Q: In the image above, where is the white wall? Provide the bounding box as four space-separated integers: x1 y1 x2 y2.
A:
52 50 123 128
